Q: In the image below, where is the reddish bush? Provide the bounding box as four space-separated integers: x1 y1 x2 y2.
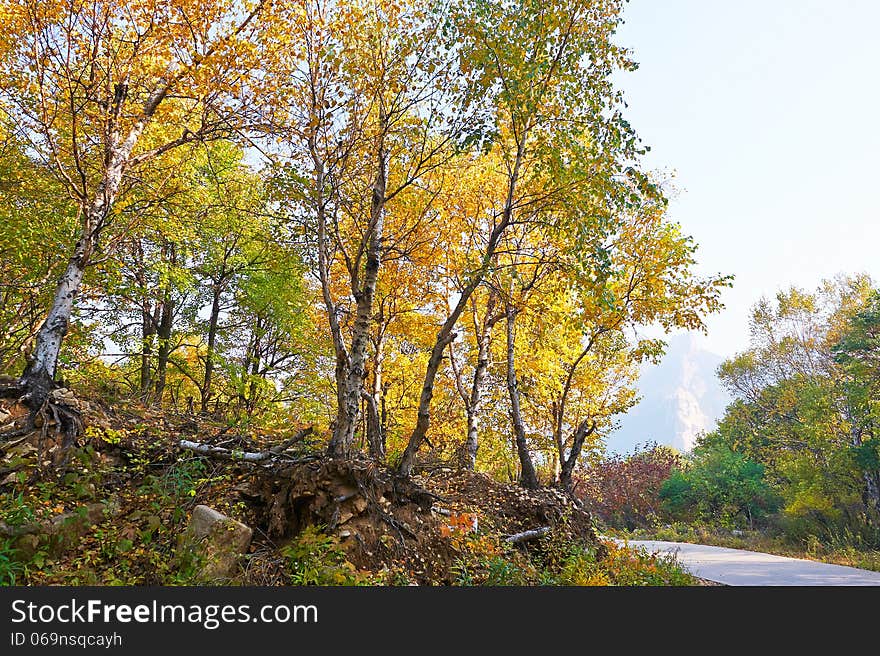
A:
575 443 681 529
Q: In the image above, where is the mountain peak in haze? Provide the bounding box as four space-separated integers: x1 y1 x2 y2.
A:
607 334 730 455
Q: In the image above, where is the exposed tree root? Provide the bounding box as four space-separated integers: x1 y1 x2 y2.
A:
0 378 83 463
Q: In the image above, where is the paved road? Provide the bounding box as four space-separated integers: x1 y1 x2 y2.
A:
622 540 880 586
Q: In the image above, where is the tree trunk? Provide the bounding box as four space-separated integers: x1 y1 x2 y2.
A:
504 303 539 490
310 142 351 457
153 280 174 404
551 402 564 482
464 319 494 470
846 416 880 516
140 313 154 395
21 198 108 407
140 297 161 397
245 323 263 415
397 144 524 477
136 242 158 397
20 249 87 407
398 325 459 476
329 145 386 457
20 84 155 407
363 391 384 461
552 333 603 491
201 281 223 414
365 333 386 460
558 419 597 493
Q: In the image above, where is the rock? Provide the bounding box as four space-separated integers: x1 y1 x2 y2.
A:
13 534 40 560
146 515 162 532
182 505 253 583
8 500 120 560
48 502 118 554
233 482 261 501
353 497 368 514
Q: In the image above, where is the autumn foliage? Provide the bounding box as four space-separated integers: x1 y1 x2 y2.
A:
575 444 682 529
0 0 730 491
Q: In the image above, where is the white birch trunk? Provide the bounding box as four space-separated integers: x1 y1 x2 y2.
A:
331 146 386 456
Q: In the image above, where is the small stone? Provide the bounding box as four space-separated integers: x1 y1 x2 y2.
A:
14 534 40 560
182 505 253 583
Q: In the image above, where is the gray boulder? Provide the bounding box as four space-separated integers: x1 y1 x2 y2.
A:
182 505 253 582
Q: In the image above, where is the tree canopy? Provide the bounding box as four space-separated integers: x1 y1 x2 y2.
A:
0 0 730 491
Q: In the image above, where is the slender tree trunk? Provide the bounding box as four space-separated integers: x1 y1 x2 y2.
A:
464 413 479 470
201 281 223 414
365 333 386 460
397 144 525 477
400 334 456 474
310 143 351 456
504 303 539 490
136 242 158 397
558 419 597 493
464 322 494 470
20 242 88 407
21 187 116 405
330 145 386 457
140 318 153 394
140 299 160 397
363 391 384 460
240 330 255 412
153 280 174 404
551 402 564 482
246 324 262 415
381 389 387 436
447 292 499 470
398 304 486 476
19 82 157 407
552 332 603 490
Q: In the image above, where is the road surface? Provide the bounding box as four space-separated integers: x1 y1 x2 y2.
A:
622 539 880 586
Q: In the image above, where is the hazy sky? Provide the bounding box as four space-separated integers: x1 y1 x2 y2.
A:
614 0 880 359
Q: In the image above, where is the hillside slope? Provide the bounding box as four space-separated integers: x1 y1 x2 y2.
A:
0 395 698 586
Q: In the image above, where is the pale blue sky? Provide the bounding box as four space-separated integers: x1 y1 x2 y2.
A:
615 0 880 358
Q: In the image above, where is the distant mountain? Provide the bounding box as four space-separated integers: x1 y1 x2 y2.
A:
606 334 731 455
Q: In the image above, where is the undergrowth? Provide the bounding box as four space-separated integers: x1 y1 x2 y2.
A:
1 405 699 587
446 518 697 586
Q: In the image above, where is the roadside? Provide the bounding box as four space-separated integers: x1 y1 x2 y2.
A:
612 525 880 573
619 539 880 586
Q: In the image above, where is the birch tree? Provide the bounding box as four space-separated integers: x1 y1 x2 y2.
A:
270 0 470 457
398 0 640 476
0 0 266 424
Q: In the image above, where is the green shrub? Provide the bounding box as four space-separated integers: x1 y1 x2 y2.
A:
0 538 26 586
659 445 781 529
282 525 366 585
0 492 35 527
